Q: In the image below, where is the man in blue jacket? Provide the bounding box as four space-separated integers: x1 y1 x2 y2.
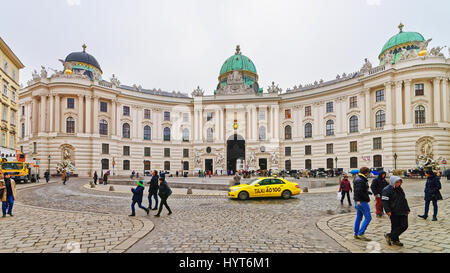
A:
353 167 373 241
418 170 442 221
130 180 149 217
155 177 172 217
382 176 410 247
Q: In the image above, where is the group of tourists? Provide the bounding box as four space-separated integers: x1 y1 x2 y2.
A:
129 170 173 217
341 166 443 247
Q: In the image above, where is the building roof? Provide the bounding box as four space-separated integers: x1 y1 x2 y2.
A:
219 45 257 77
0 37 25 69
65 44 102 73
379 23 425 59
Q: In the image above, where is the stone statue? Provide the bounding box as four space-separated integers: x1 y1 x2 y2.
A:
267 81 282 94
270 151 279 165
56 160 75 174
248 151 256 168
360 58 373 73
32 70 40 80
384 52 394 64
194 151 202 168
63 149 71 160
418 38 432 51
192 86 204 97
429 46 446 57
111 74 121 87
215 153 224 168
40 66 48 78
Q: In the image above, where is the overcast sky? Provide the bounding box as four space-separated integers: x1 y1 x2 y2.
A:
2 0 449 95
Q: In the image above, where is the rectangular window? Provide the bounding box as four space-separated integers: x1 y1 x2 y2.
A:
11 88 16 102
305 106 311 116
33 142 37 153
183 113 189 122
259 110 266 120
164 111 170 121
2 105 7 121
207 112 213 121
326 102 334 113
326 143 333 154
123 106 130 116
67 98 75 109
285 109 291 119
376 89 384 102
305 145 312 155
9 135 14 148
183 161 189 171
144 147 151 157
415 84 424 96
102 143 109 154
164 161 170 171
123 146 130 156
123 160 130 171
164 148 170 157
144 109 151 119
2 83 8 97
183 148 189 158
373 137 382 150
11 110 15 125
100 101 108 112
349 96 357 108
285 147 291 156
350 141 358 152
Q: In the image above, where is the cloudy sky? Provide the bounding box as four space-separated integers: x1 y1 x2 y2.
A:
2 0 449 95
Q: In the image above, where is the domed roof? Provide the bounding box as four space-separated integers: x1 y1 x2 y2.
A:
379 23 425 59
219 45 257 77
65 44 102 73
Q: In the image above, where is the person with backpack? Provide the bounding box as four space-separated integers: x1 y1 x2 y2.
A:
382 176 410 247
353 167 373 241
339 174 352 206
155 177 172 217
371 171 388 217
129 180 149 217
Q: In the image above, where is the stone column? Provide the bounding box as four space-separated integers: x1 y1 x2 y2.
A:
292 107 298 138
298 105 303 138
359 91 366 130
49 94 54 132
78 94 84 133
384 82 393 126
274 105 279 140
32 97 38 134
442 78 448 122
111 100 116 136
313 103 320 136
93 96 99 134
40 95 46 132
365 90 370 128
433 78 441 123
26 102 31 136
198 109 203 141
193 109 198 141
132 107 137 138
404 80 412 124
395 81 403 125
116 101 121 136
252 106 257 141
85 95 92 134
54 95 60 133
137 106 143 139
219 108 224 141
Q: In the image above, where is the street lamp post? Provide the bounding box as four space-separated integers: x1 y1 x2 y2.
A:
394 153 398 170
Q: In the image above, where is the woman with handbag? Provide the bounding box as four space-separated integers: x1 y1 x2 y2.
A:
418 170 442 221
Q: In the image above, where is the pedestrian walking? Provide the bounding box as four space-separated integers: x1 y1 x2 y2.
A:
418 170 442 221
159 170 168 181
1 173 17 217
353 167 373 241
155 177 172 217
382 176 410 247
103 171 109 185
36 173 40 183
61 172 67 185
370 171 388 217
339 175 352 206
44 170 50 183
129 180 149 216
147 171 159 211
93 171 98 185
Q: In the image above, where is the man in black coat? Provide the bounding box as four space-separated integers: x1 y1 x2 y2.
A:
147 171 159 210
155 177 172 217
371 171 388 217
353 167 373 241
418 170 442 221
130 180 149 216
382 176 410 247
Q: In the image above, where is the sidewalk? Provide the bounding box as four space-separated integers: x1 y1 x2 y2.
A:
83 183 226 196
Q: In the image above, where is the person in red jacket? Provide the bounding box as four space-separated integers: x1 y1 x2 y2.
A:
339 175 352 206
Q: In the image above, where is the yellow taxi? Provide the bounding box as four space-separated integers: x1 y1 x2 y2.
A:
228 176 301 200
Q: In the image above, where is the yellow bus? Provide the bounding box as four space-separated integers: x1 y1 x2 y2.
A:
0 160 30 183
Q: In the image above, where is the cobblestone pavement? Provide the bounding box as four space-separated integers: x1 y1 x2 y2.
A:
18 178 350 253
318 179 450 253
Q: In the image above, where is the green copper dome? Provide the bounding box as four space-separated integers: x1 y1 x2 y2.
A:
379 23 425 59
219 46 257 77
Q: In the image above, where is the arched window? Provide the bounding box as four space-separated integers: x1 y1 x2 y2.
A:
305 123 312 138
182 128 189 142
99 120 108 135
163 127 171 141
415 105 425 124
207 128 214 142
285 125 292 140
122 123 130 138
144 125 151 140
349 116 358 133
375 110 385 128
259 126 266 140
66 117 75 133
326 120 334 136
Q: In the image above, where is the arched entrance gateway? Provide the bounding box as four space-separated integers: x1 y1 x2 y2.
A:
227 134 245 172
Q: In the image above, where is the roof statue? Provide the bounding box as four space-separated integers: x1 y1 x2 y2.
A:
267 81 282 94
429 46 446 57
192 86 204 97
360 58 373 73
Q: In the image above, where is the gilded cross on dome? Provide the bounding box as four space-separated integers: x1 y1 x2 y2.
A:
398 22 404 33
82 44 87 52
235 45 241 55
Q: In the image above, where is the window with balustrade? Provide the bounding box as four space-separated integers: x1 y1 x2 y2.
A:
284 125 292 140
144 125 151 140
305 123 312 138
122 123 130 138
349 116 358 133
182 128 189 142
415 105 425 124
163 127 171 141
66 117 75 133
326 120 334 136
99 120 108 135
375 110 385 128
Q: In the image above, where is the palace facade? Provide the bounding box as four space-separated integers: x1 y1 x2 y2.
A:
18 24 450 177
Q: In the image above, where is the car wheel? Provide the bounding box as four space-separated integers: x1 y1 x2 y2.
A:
238 191 249 200
282 190 292 199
